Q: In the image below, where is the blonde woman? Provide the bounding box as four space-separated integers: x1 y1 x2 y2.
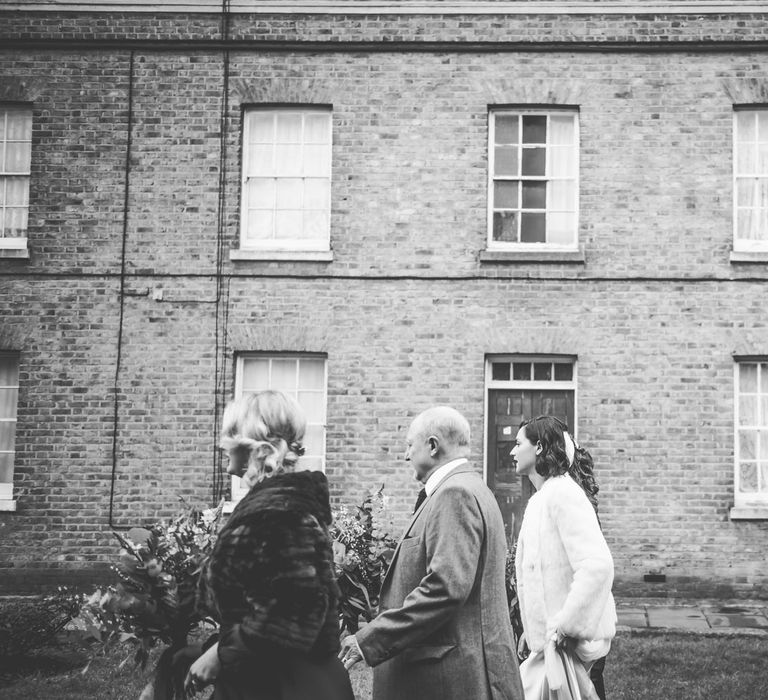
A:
185 391 354 700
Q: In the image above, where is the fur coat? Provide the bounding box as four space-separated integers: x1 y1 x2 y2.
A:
514 474 617 654
201 470 343 672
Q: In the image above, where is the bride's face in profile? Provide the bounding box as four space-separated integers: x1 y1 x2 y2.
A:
511 427 538 476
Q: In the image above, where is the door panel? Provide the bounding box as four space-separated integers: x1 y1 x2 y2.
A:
487 389 574 545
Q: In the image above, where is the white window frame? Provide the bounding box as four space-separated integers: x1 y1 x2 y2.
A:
0 105 32 252
227 353 328 507
487 109 579 251
239 106 332 253
483 354 577 482
733 108 768 253
734 360 768 508
0 352 19 510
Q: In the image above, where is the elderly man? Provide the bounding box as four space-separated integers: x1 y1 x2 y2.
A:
340 406 524 700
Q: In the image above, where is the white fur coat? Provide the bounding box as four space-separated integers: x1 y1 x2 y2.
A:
514 474 617 653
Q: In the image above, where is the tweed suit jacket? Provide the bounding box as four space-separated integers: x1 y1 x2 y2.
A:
356 463 524 700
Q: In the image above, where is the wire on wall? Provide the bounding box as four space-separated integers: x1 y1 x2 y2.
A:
212 0 232 504
108 49 135 529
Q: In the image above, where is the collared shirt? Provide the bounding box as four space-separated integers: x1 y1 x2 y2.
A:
424 457 468 497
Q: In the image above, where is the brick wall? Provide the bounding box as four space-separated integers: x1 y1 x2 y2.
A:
1 7 768 596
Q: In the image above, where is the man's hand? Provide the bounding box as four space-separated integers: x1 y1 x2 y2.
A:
339 634 364 671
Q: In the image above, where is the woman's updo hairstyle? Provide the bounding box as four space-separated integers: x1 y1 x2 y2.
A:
519 415 571 479
221 390 307 481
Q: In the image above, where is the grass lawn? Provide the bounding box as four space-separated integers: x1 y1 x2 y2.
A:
1 632 767 699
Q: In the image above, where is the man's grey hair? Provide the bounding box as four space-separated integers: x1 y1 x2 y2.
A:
412 406 471 447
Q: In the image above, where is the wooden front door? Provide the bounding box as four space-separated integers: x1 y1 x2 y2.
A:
486 389 574 546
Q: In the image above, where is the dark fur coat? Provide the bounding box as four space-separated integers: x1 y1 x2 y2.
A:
201 470 342 674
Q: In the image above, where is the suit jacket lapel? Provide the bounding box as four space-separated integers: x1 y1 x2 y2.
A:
381 462 476 590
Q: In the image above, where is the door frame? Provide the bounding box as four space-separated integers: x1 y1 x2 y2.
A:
482 354 578 484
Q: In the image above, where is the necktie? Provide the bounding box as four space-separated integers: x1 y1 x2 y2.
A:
413 488 427 513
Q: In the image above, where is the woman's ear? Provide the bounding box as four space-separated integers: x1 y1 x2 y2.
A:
535 441 543 456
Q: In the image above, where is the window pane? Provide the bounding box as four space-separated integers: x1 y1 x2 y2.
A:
740 364 758 392
494 147 518 177
554 363 573 381
533 363 552 381
549 115 575 145
737 144 757 175
759 144 768 175
304 179 329 209
5 209 27 237
0 422 16 448
276 113 303 143
740 431 757 460
522 181 546 209
241 358 270 392
0 388 18 419
736 178 760 207
761 462 768 492
275 210 303 239
303 145 330 177
298 455 324 472
246 178 275 209
549 147 576 177
298 359 325 390
521 148 545 176
247 112 274 143
520 213 546 242
6 110 31 141
758 112 768 143
512 363 531 381
245 210 273 240
247 145 273 176
550 180 575 211
522 115 546 144
493 181 518 209
0 359 19 386
303 424 325 455
737 206 768 241
276 178 303 209
4 142 31 173
270 359 297 392
548 213 576 245
737 111 757 143
492 362 511 381
274 145 302 177
760 431 768 459
762 397 768 427
298 391 324 422
304 113 330 144
740 462 758 492
740 395 758 425
495 115 519 145
0 452 13 483
492 211 517 242
5 178 29 206
762 363 768 393
303 210 328 239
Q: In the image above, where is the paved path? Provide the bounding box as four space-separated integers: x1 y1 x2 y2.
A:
616 598 768 636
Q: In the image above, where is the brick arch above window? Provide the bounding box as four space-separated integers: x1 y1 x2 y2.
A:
0 77 44 103
482 327 583 356
227 324 331 354
722 79 768 104
231 78 334 107
0 327 28 352
482 79 590 107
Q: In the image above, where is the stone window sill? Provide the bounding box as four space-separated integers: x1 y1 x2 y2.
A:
729 506 768 521
230 249 333 262
0 500 17 512
730 250 768 263
0 240 29 260
480 248 585 264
